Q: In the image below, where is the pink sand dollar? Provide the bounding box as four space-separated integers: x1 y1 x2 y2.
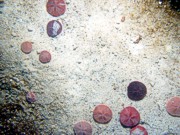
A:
46 0 66 17
130 125 148 135
39 50 51 63
120 106 140 127
26 91 37 103
73 120 92 135
166 96 180 117
21 41 32 54
93 104 112 124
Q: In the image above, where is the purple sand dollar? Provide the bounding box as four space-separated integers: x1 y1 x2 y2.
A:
47 20 62 37
73 120 92 135
26 91 37 103
127 81 147 101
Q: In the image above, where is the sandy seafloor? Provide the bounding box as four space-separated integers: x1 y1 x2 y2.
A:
0 0 180 134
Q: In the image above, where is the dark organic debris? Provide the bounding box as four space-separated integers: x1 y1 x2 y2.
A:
0 0 4 4
158 0 180 12
0 72 44 134
0 103 39 134
169 0 180 11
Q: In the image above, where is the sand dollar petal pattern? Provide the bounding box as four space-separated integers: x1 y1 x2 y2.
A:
93 104 112 124
130 125 148 135
120 106 140 127
46 0 66 17
166 96 180 117
73 120 92 135
127 81 147 101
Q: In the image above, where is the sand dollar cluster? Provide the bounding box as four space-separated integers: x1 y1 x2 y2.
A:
20 41 52 64
72 80 179 134
46 0 65 38
20 0 67 63
14 0 179 134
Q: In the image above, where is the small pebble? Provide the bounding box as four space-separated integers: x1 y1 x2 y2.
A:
11 32 18 37
27 26 34 32
121 16 125 22
133 35 142 44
